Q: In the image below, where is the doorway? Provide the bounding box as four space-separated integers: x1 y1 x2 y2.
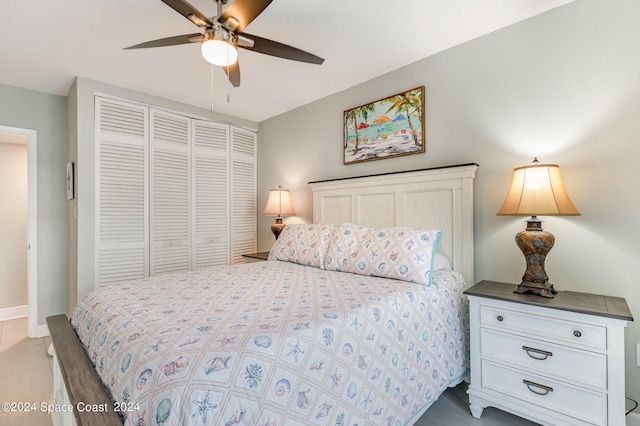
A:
0 125 38 337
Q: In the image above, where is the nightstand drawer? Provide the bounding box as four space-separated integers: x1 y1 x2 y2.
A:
482 360 607 425
481 305 607 350
481 329 607 389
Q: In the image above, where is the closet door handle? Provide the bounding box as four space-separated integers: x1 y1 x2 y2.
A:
523 380 553 396
522 346 553 360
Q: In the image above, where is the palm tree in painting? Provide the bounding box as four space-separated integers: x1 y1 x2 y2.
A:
385 88 423 146
344 103 376 155
344 109 358 150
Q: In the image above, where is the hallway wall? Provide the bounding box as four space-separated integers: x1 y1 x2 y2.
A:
0 141 28 313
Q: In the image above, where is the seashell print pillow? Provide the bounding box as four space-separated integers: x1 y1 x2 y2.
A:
324 222 442 285
268 223 337 268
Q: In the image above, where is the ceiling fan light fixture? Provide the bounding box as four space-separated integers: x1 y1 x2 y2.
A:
201 31 238 67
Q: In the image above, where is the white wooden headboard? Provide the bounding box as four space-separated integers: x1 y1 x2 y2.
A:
309 163 478 285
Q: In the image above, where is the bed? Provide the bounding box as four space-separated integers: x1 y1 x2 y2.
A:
47 163 478 426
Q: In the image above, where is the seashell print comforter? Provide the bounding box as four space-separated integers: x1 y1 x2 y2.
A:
71 260 469 426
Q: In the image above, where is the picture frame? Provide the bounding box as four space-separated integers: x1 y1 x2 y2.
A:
343 86 425 165
66 161 74 200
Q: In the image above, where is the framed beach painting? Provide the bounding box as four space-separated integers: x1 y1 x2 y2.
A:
343 86 425 164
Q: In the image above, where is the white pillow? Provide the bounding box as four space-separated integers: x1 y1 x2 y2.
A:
268 223 337 268
432 253 451 271
324 223 443 285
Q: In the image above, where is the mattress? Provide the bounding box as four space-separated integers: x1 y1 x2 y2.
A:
71 260 469 425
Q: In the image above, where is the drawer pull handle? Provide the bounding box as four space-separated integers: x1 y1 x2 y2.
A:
523 380 553 396
496 315 504 322
573 330 582 338
522 346 553 360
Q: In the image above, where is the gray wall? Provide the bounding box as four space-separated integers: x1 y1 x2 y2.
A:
0 84 68 324
257 0 640 403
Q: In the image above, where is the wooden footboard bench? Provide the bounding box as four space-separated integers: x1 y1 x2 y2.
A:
46 314 122 426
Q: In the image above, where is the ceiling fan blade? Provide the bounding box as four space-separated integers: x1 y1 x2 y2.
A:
218 0 272 33
224 61 241 87
239 33 324 65
125 33 202 49
161 0 213 27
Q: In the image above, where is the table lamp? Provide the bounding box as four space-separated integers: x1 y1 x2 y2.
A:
497 158 580 298
262 186 296 239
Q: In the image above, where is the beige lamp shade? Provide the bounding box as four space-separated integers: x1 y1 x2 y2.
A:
262 186 296 217
497 158 580 217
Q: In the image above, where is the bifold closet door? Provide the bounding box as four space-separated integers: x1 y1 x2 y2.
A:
95 97 149 286
230 127 257 263
150 110 191 275
192 120 230 268
96 97 256 283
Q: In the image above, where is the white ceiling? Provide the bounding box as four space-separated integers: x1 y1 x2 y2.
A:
0 0 573 123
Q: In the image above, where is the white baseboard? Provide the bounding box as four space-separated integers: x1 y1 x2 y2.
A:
0 304 27 321
628 411 640 426
36 323 50 338
0 304 51 337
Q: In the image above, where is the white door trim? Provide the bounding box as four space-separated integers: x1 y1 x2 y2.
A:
0 125 38 337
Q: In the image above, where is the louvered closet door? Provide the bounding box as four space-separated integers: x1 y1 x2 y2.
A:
192 120 230 268
95 97 149 286
150 110 191 275
230 127 257 263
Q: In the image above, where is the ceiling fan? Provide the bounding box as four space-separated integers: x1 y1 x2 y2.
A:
125 0 325 87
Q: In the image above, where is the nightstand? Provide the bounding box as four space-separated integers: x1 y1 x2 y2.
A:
241 251 270 263
464 280 633 426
